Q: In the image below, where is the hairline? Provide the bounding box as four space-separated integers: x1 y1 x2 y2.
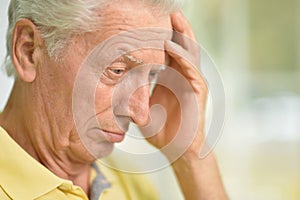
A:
3 0 184 77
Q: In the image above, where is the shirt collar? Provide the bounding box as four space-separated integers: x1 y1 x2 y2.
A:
0 127 73 199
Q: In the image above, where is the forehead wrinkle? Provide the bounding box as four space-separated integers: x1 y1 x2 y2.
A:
82 1 172 55
95 1 172 36
99 11 153 31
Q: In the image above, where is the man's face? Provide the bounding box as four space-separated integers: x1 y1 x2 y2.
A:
38 1 173 159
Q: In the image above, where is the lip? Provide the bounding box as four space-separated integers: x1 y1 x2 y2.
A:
100 129 125 143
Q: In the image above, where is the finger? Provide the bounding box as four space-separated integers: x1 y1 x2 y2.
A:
165 40 207 95
171 30 200 54
165 40 199 70
171 11 196 41
171 12 184 32
170 12 200 56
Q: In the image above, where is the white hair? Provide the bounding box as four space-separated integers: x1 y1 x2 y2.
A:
4 0 184 77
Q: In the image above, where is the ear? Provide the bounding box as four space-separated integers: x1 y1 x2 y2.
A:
12 19 43 82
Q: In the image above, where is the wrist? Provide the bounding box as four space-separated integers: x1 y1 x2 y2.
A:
172 148 216 174
171 152 228 200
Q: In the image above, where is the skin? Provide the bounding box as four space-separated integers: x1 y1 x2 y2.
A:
0 0 228 199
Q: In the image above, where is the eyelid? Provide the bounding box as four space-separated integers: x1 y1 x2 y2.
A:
102 62 127 79
108 63 127 74
111 61 126 66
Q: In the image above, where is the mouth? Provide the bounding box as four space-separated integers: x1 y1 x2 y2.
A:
87 127 125 143
82 115 128 143
100 129 125 143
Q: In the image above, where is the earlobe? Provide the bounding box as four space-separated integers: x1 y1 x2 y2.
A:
12 19 42 82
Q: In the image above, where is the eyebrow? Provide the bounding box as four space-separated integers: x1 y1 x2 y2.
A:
124 54 144 65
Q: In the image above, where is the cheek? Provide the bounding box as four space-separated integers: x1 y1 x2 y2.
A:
62 61 85 88
94 83 114 112
37 59 73 100
60 36 93 86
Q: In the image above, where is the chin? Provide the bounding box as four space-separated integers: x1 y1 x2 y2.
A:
84 141 115 159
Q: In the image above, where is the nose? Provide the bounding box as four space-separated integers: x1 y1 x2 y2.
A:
128 84 150 127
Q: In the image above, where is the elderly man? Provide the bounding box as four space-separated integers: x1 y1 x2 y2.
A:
0 0 227 199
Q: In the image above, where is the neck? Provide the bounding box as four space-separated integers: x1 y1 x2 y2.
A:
0 80 93 194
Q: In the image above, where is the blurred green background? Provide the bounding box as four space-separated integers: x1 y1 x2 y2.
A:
183 0 300 199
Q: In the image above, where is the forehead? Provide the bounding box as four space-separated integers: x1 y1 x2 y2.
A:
78 1 173 65
101 0 171 25
90 0 173 43
63 0 173 73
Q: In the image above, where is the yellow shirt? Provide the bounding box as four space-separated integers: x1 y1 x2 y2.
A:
0 127 158 200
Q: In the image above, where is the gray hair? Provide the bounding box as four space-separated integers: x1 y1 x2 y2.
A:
4 0 184 77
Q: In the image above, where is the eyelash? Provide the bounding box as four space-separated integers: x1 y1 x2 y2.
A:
110 68 126 75
108 62 127 75
101 61 165 85
149 71 159 81
99 62 127 85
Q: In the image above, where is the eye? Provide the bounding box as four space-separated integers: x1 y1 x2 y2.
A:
106 66 127 79
107 62 127 77
100 62 128 85
149 71 159 82
111 68 125 75
149 65 166 82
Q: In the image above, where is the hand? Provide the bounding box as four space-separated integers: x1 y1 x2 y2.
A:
140 12 228 200
141 11 207 160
